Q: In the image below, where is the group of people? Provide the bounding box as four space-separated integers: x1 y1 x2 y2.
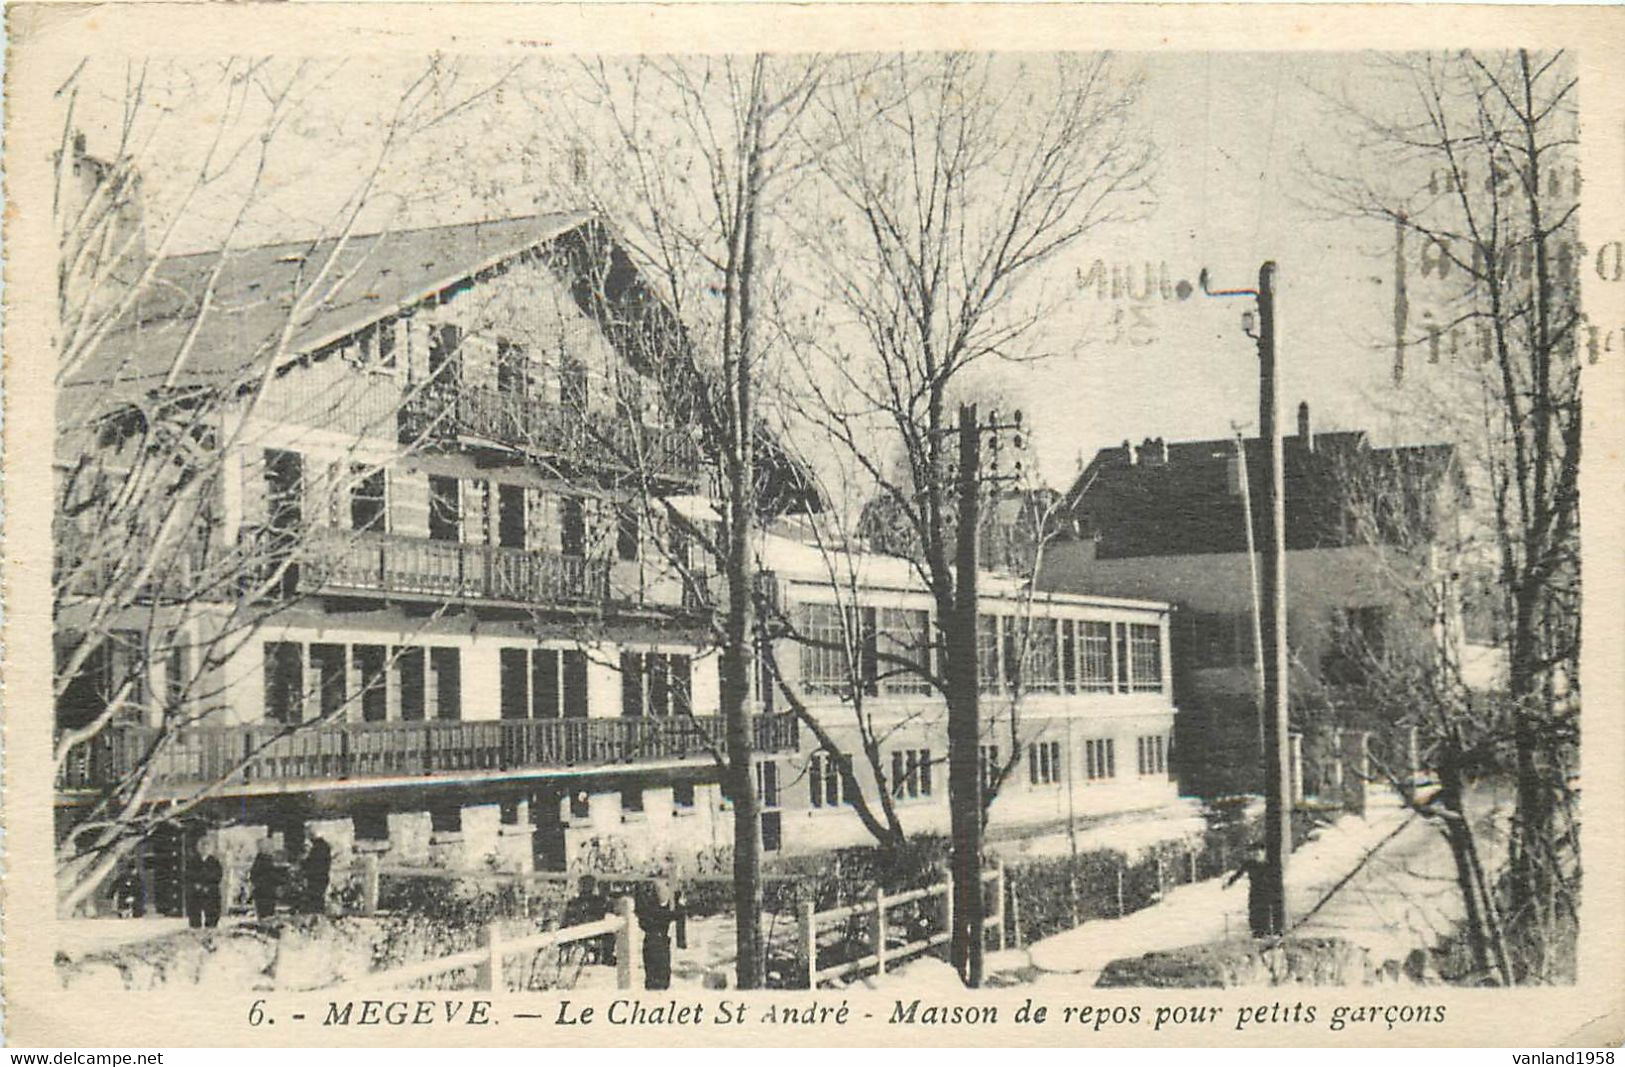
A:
248 834 332 919
122 833 334 928
560 874 685 990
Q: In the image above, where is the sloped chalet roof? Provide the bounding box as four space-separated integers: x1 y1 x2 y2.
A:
66 211 823 513
66 212 589 398
1059 429 1459 559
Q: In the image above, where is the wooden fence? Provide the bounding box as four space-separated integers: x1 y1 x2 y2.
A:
792 864 1004 987
341 895 640 992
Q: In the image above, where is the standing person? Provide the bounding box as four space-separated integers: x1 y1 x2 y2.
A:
636 877 677 990
112 863 145 919
301 834 333 916
1225 845 1272 937
186 836 224 929
249 838 285 920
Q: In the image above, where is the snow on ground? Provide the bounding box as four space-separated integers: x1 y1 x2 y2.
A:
1024 798 1431 986
988 799 1221 864
57 915 249 960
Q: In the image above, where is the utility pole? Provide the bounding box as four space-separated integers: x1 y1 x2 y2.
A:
947 402 985 987
1201 262 1289 934
1256 261 1290 935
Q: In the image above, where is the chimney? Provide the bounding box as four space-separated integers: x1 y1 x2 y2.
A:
1122 439 1136 465
1140 437 1168 467
1297 401 1313 451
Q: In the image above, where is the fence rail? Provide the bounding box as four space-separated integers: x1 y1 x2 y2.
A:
341 895 640 992
792 864 1004 987
57 713 799 793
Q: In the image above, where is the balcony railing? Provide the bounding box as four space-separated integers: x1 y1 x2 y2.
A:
399 384 704 482
252 525 611 606
57 714 800 794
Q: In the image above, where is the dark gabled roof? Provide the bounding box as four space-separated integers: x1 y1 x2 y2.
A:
1060 428 1458 559
67 212 588 396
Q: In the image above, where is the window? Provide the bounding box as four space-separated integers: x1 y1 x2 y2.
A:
562 650 589 718
496 339 527 396
501 648 530 720
617 505 640 561
672 781 696 811
1114 623 1129 693
756 760 780 808
377 319 398 369
799 604 849 696
1061 621 1077 693
500 799 523 826
621 652 691 717
394 646 425 721
560 496 586 556
308 645 345 720
428 324 463 386
1029 618 1060 692
354 645 387 722
497 485 526 549
264 641 304 724
979 744 1001 793
977 615 1001 693
1129 624 1164 692
808 752 848 808
890 748 933 799
1028 740 1062 785
428 647 460 721
164 641 190 713
349 467 387 533
620 786 645 817
428 476 460 542
1079 621 1113 691
569 791 591 821
1085 738 1117 781
1136 735 1168 776
1001 616 1021 691
878 608 932 694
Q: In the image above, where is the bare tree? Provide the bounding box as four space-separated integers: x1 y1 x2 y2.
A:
1311 48 1581 981
781 52 1152 985
52 56 518 914
519 54 826 989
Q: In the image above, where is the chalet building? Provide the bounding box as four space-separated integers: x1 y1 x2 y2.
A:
752 534 1180 854
55 209 810 911
1038 405 1464 797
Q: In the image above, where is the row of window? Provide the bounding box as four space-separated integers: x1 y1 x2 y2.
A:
265 641 697 725
266 447 688 566
796 604 1166 699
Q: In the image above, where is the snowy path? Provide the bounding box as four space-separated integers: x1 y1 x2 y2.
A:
1022 801 1446 985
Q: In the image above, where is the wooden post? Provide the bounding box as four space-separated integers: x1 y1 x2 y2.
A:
1115 864 1125 917
1009 885 1022 951
872 888 888 977
1156 855 1166 900
1188 848 1198 885
360 852 380 916
474 923 501 992
937 881 953 958
614 895 637 991
995 863 1007 952
797 899 817 989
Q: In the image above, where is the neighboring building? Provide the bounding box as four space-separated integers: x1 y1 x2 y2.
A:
754 534 1180 854
1039 404 1463 797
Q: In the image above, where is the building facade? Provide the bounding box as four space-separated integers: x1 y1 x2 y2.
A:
1039 405 1464 798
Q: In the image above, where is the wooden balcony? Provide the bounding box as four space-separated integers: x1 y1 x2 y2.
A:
399 384 704 483
256 525 611 607
57 713 800 796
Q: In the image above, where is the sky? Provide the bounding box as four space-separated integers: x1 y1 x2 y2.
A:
59 50 1513 490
